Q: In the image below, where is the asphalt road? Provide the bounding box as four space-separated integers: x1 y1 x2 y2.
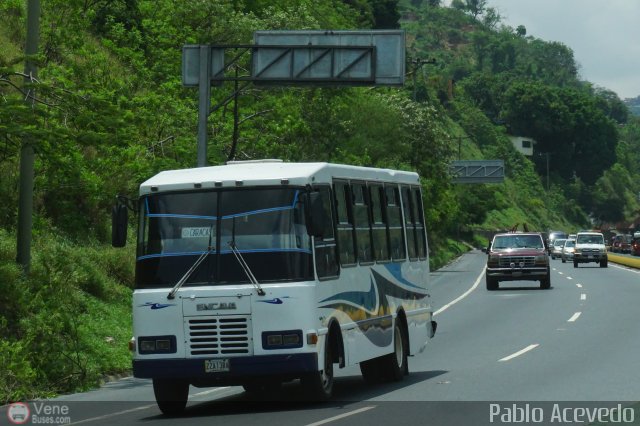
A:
11 250 640 426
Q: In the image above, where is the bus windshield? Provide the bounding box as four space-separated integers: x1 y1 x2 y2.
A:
136 187 313 289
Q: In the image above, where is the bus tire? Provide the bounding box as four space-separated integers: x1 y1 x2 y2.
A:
301 336 334 400
381 321 408 382
359 357 384 384
153 378 189 416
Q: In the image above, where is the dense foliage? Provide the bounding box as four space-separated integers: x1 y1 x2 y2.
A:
1 0 639 401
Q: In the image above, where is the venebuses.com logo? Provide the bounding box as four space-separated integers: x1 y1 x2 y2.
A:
7 402 30 424
7 401 72 425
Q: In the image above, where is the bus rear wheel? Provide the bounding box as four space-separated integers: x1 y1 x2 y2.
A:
153 378 189 416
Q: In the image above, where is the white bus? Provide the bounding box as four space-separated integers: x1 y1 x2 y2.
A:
112 160 436 415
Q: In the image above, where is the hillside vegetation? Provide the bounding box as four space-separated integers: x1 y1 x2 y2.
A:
1 0 639 402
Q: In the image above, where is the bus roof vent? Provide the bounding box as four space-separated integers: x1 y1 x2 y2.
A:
226 159 283 165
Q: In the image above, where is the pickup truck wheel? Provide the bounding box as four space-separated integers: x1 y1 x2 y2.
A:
573 261 578 268
600 259 608 268
486 276 498 291
562 258 566 263
540 276 551 289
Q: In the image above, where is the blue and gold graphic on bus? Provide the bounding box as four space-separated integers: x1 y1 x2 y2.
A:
318 269 428 346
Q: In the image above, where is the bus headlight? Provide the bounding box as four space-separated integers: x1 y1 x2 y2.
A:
262 330 303 349
138 335 177 354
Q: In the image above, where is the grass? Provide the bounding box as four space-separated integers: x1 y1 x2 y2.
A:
0 228 135 403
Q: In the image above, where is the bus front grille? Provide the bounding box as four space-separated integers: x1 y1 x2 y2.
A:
186 316 252 356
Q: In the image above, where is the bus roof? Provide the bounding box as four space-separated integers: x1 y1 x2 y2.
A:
139 161 420 195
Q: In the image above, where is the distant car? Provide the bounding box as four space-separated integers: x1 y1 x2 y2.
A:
611 234 633 253
631 238 640 257
485 232 550 290
561 239 576 263
547 231 568 254
550 238 566 259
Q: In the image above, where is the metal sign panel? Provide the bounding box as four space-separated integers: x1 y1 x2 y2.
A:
182 45 225 87
450 160 505 184
253 30 405 86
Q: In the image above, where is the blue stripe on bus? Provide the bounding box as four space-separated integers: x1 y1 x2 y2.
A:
137 251 211 261
221 205 293 220
147 214 218 220
143 190 300 220
383 263 424 289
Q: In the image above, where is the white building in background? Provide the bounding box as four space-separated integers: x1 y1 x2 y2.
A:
509 136 536 156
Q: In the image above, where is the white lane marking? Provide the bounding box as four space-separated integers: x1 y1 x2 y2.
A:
69 405 156 425
576 284 583 288
191 387 231 397
610 263 640 274
69 387 232 424
581 294 587 301
558 272 564 275
434 268 484 316
305 406 377 426
499 344 539 362
566 276 573 280
568 312 582 322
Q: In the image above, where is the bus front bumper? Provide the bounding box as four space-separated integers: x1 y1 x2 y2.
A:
133 353 318 385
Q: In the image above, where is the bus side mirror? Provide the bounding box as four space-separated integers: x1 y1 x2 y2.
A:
112 203 128 247
304 192 326 239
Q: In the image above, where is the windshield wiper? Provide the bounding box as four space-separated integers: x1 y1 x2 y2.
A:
227 241 265 296
167 224 215 300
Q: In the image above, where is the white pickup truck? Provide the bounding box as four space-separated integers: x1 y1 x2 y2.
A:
573 231 607 268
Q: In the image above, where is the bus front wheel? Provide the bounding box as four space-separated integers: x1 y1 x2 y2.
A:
152 378 189 416
359 357 383 383
381 321 408 381
301 336 334 400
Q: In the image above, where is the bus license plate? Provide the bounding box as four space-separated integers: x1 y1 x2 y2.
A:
204 359 230 373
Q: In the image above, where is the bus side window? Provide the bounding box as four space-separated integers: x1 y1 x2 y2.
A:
413 187 427 259
402 186 418 260
314 186 339 279
352 183 373 264
370 184 390 262
334 181 356 266
386 186 406 261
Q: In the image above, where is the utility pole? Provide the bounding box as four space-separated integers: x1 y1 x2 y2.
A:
196 46 211 167
545 152 549 191
538 152 550 190
16 0 40 274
